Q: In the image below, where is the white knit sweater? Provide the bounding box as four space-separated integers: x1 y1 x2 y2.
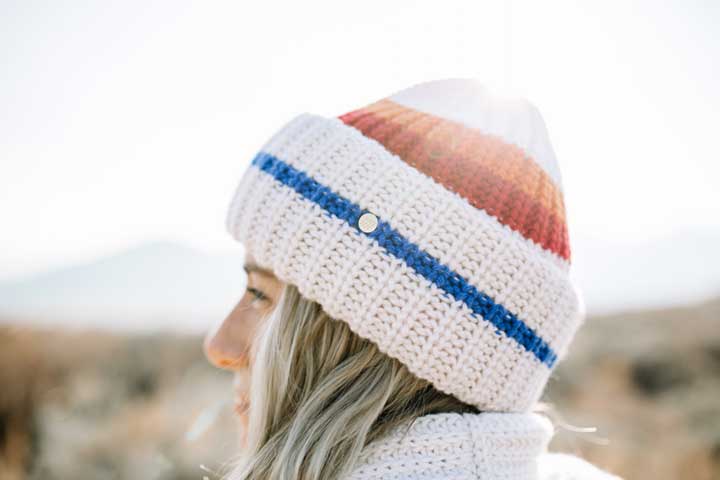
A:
343 412 621 480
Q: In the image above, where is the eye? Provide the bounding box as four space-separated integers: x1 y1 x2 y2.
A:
247 287 270 305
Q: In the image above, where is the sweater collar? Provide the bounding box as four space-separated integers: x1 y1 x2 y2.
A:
346 411 554 479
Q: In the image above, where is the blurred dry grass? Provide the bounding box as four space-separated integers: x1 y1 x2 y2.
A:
546 296 720 480
1 296 719 479
0 326 237 479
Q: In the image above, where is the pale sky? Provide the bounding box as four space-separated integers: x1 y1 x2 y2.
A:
2 0 719 280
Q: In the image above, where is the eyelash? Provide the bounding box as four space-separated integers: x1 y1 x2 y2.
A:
247 287 269 302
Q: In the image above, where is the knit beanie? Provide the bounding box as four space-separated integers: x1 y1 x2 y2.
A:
226 78 585 412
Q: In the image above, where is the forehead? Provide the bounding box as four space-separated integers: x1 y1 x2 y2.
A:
243 251 275 278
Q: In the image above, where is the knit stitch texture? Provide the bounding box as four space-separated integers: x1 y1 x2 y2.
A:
226 79 586 412
342 412 621 480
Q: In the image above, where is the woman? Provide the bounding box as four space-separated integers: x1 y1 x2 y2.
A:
204 79 621 479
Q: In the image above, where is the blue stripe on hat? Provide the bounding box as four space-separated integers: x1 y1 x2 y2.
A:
251 151 558 368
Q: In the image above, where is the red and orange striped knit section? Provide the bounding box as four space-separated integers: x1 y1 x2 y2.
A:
338 98 571 262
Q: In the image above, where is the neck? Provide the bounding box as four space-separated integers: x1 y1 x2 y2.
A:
346 411 554 479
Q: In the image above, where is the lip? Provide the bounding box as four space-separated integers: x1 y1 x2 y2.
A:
232 385 249 417
233 398 249 417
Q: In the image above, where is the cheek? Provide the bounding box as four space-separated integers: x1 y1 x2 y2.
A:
232 295 276 350
231 301 266 350
237 302 260 335
204 294 267 365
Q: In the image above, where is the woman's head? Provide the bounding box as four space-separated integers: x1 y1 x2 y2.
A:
215 78 586 477
206 252 477 480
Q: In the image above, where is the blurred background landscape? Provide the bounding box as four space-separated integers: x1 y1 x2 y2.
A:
1 241 719 480
2 1 719 479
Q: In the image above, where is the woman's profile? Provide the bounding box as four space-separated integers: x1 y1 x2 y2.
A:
204 78 621 480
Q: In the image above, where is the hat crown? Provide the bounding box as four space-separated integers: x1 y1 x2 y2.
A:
387 78 563 191
338 78 570 262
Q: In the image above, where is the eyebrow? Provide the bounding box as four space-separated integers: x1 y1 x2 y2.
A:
243 262 275 277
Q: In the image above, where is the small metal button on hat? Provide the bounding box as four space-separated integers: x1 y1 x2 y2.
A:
358 211 378 233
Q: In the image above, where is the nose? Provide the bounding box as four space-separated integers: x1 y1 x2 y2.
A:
203 304 252 371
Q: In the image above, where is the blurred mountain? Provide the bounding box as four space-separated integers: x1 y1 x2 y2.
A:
0 228 719 330
0 241 245 332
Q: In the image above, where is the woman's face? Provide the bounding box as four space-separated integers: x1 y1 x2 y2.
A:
203 251 284 436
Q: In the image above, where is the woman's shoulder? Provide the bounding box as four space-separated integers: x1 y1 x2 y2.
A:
344 412 623 480
537 452 623 480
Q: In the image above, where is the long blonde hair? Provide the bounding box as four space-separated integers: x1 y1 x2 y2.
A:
228 282 478 480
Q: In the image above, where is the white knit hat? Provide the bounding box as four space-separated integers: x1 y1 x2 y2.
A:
226 78 586 412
